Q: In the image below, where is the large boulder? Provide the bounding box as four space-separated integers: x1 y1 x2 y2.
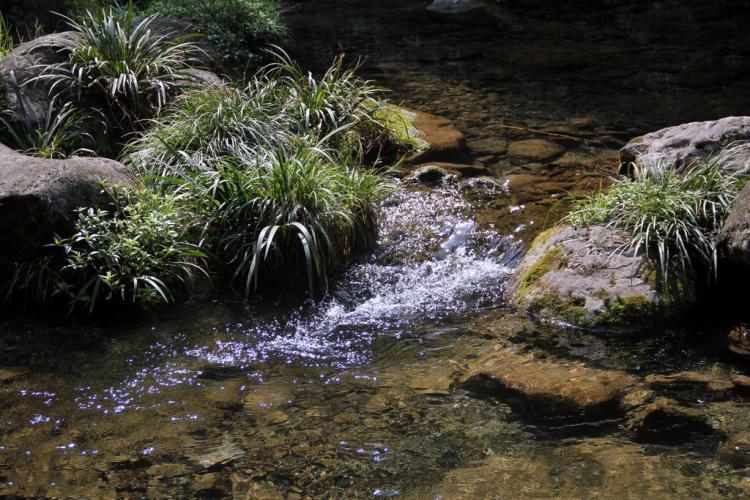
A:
620 116 750 170
508 225 695 331
0 144 138 264
0 32 79 128
0 23 221 129
719 181 750 270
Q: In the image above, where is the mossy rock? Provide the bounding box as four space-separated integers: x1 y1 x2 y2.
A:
508 225 695 331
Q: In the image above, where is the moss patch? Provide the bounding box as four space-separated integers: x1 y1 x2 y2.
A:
518 245 567 298
527 292 588 327
528 226 561 249
596 295 660 327
368 102 428 152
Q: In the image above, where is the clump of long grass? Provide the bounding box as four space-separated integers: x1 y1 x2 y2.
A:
126 79 292 178
34 7 203 135
568 148 750 283
182 141 386 295
125 51 405 297
146 0 287 67
127 49 409 177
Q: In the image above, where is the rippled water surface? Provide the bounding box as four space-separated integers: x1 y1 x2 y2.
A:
3 1 750 497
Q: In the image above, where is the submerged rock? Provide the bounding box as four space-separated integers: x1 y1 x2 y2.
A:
719 432 750 467
507 138 565 163
725 323 750 359
410 165 452 185
507 225 695 331
409 438 708 499
409 162 488 184
458 349 638 420
458 176 509 194
620 116 750 170
624 397 718 444
408 108 468 162
0 144 137 264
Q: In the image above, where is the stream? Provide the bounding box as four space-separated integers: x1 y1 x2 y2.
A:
3 0 750 497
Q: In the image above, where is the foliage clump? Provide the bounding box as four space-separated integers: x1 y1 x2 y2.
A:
52 188 207 312
568 150 749 283
146 0 286 67
127 51 402 297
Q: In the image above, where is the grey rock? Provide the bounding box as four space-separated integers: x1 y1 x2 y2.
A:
0 144 138 264
508 224 694 330
0 32 79 128
720 181 750 269
411 165 452 184
620 116 750 170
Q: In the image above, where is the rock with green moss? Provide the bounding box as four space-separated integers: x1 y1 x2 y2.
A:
508 225 695 331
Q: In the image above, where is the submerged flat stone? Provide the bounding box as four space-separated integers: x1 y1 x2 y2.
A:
458 349 638 419
507 139 565 163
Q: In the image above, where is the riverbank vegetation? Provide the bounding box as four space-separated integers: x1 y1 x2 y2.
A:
0 4 412 313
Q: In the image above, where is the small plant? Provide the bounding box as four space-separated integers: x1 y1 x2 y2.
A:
35 7 203 135
269 49 387 149
568 149 750 283
146 0 287 67
52 188 208 312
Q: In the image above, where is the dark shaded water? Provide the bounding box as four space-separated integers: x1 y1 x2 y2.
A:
3 1 750 497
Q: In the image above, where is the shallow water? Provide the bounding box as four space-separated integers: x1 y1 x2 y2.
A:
3 1 750 497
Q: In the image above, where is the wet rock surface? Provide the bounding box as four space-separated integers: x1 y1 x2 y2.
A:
623 397 718 444
408 438 717 499
508 224 694 330
407 108 467 162
0 144 137 264
458 348 638 420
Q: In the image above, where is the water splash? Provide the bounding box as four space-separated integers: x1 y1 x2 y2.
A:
76 187 519 412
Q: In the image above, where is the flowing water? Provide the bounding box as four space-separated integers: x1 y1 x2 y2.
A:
3 1 750 497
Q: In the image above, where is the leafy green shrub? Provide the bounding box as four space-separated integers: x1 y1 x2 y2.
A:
36 7 203 136
181 142 386 295
568 151 750 283
146 0 286 67
52 188 208 312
